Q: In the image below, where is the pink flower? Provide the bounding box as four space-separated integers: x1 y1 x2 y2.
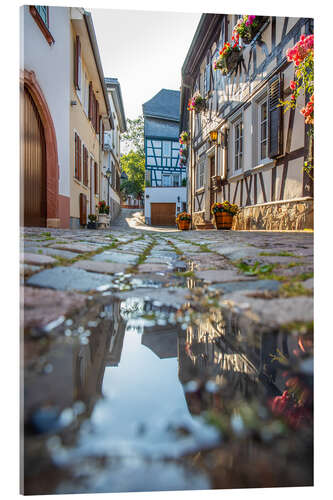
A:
290 80 296 90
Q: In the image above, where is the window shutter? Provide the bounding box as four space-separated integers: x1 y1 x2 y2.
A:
74 36 81 90
96 101 100 134
78 137 82 181
74 133 78 178
94 162 98 194
268 74 283 158
80 193 87 225
88 82 93 121
101 122 104 149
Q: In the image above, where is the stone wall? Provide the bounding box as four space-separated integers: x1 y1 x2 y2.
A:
232 199 314 231
192 211 206 227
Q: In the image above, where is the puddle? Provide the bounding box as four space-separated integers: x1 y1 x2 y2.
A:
23 293 313 494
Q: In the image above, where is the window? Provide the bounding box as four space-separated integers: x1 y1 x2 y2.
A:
259 99 268 161
196 158 205 189
233 119 243 171
173 174 180 187
35 6 48 26
162 174 172 187
29 6 54 45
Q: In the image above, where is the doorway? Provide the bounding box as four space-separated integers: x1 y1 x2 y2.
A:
21 85 47 226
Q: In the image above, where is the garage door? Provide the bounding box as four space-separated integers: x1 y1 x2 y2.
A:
151 203 176 226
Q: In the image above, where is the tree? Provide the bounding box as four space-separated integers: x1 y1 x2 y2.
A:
121 115 144 156
120 150 145 200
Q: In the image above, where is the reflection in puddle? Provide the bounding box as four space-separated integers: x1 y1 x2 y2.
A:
23 295 313 494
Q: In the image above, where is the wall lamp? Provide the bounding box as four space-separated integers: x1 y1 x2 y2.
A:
209 130 218 142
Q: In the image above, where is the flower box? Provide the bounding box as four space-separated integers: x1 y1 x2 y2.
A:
214 44 242 75
179 220 190 230
233 16 269 45
187 93 205 113
214 212 233 230
98 213 110 228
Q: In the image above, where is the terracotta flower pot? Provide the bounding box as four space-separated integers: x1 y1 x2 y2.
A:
214 212 233 230
179 220 190 230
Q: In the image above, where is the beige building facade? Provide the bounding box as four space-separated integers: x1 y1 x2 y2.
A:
69 8 112 228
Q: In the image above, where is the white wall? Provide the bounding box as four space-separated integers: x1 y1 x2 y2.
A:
144 187 187 221
22 6 71 198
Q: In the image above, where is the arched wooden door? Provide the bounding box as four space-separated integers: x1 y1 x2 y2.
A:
21 85 46 226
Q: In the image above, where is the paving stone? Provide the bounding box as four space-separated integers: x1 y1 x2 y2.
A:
49 243 101 254
22 252 57 265
20 264 41 275
72 260 128 274
23 246 80 260
219 293 314 328
26 266 114 292
137 263 170 273
22 286 87 330
92 251 138 265
212 279 281 294
302 278 314 290
195 269 256 283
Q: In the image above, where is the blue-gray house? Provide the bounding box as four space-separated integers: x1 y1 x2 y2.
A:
142 89 187 226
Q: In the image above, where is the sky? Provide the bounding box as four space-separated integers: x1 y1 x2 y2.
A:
90 8 201 122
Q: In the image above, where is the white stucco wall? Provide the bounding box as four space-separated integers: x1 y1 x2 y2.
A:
22 6 71 198
144 187 187 221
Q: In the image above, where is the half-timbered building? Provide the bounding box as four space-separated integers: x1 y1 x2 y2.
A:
180 14 313 230
143 89 187 226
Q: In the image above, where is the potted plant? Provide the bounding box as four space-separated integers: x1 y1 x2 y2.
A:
97 200 111 227
211 201 239 229
213 42 242 75
176 211 191 230
87 214 97 229
179 131 190 146
232 15 268 45
187 92 205 113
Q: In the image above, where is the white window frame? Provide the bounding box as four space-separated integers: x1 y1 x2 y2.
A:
231 115 243 174
258 94 269 163
196 157 205 190
162 174 172 187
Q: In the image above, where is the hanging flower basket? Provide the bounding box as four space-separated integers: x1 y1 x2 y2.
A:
179 131 190 146
214 43 242 75
187 92 205 113
232 16 268 45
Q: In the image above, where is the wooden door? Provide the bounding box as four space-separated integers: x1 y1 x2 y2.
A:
151 203 176 226
209 156 216 219
80 193 87 226
21 86 46 226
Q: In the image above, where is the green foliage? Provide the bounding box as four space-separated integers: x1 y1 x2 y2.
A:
121 115 144 156
237 261 274 276
120 150 145 199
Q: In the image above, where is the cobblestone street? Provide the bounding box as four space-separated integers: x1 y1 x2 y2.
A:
22 209 314 494
22 208 313 332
